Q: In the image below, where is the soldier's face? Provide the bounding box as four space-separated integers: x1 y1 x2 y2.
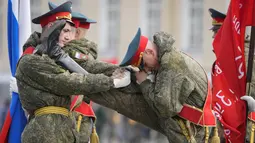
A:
142 41 159 72
75 28 88 40
58 23 76 47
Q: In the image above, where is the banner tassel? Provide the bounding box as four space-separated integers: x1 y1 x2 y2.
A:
210 127 220 143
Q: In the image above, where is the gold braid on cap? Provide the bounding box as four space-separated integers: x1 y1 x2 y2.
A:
56 13 72 20
132 52 144 67
212 19 223 26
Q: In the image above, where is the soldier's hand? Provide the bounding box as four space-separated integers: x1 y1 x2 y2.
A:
113 70 131 88
34 20 67 57
35 20 66 59
241 95 255 112
135 71 148 84
112 66 139 79
46 20 67 59
40 19 66 43
112 68 125 79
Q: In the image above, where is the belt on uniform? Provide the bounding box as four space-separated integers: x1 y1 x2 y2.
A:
34 106 69 117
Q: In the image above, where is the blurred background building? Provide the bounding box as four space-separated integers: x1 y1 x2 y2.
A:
0 0 230 142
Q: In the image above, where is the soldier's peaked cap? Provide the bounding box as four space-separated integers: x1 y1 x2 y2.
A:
32 1 73 27
208 8 226 26
120 28 148 68
48 1 96 29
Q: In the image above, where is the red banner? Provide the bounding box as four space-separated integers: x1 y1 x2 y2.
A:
212 0 255 142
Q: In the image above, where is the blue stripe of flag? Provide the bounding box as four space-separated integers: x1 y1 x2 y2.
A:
7 0 27 142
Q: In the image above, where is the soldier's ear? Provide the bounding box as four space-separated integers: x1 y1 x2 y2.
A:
75 28 81 39
83 29 88 37
46 22 54 28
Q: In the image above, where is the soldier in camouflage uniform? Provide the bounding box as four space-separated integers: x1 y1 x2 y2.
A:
15 2 131 143
119 28 214 143
20 23 163 142
68 20 99 143
14 3 140 143
48 2 100 143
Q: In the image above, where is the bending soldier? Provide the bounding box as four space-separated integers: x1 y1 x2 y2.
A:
118 28 217 143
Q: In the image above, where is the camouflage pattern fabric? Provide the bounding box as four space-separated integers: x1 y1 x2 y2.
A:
64 38 98 60
137 31 207 142
63 38 118 77
22 31 41 51
18 31 210 142
16 36 115 143
64 40 164 135
69 32 210 142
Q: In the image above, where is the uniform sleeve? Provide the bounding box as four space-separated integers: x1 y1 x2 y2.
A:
63 39 119 76
139 59 195 118
78 59 119 76
85 89 164 134
17 55 114 96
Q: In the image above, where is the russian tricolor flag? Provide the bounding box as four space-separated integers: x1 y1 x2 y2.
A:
0 0 31 142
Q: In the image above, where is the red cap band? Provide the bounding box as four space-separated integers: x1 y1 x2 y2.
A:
40 12 72 27
131 36 148 67
72 18 80 28
79 23 90 29
212 18 224 25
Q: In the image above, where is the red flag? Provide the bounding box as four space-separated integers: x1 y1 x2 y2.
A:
212 0 255 142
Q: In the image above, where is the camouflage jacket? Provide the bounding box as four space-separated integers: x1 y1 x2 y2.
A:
22 31 41 51
64 39 117 76
16 33 115 143
138 32 207 142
